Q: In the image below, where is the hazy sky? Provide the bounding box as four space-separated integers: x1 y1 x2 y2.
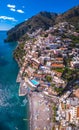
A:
0 0 79 30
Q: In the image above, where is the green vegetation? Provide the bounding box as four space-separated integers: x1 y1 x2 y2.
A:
22 72 27 77
70 35 79 44
51 83 55 88
61 34 67 38
54 87 64 94
13 43 26 66
20 34 31 41
61 6 79 30
52 105 57 122
52 127 55 130
6 6 79 42
62 68 79 81
5 12 57 42
46 75 52 82
52 68 64 73
63 57 72 67
43 33 48 37
74 85 79 89
69 123 76 127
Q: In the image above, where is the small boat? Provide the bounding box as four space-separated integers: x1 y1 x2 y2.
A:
23 118 29 121
23 98 28 104
21 98 28 106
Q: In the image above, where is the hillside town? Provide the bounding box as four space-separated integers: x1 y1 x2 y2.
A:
14 22 79 130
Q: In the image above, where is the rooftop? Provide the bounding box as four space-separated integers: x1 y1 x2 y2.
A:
51 63 64 68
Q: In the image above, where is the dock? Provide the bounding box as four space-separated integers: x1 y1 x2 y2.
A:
19 80 28 96
16 72 22 83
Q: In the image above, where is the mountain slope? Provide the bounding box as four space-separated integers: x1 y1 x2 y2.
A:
5 6 79 42
5 12 57 42
56 6 79 29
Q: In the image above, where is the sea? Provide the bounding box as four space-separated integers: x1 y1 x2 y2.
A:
0 31 29 130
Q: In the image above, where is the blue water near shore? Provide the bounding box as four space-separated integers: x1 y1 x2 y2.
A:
0 31 29 130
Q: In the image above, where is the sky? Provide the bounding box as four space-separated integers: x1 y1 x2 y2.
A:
0 0 79 30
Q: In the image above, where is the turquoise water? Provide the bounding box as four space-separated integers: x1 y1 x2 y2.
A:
0 31 29 130
31 79 39 85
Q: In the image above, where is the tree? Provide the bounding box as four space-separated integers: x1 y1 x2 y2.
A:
46 75 52 82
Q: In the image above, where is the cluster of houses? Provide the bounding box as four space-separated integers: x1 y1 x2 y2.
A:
70 53 79 68
54 92 79 130
16 22 79 129
17 31 67 96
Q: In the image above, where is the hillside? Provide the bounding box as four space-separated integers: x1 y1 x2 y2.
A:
5 12 57 42
5 6 79 42
56 5 79 30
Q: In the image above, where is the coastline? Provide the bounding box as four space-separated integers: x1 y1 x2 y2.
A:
4 7 79 129
0 31 28 130
14 39 53 130
16 69 52 130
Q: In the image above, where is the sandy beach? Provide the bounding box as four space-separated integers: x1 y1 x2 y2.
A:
28 92 52 130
